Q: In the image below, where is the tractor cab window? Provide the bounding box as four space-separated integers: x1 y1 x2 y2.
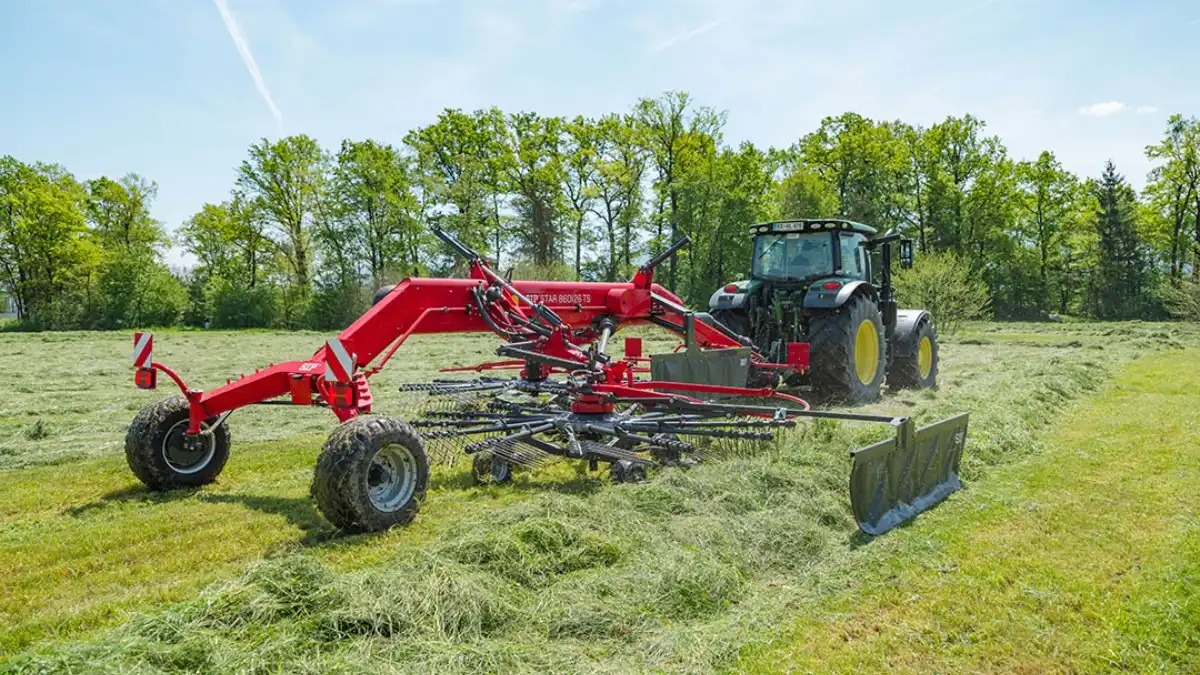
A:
839 232 869 280
752 232 834 282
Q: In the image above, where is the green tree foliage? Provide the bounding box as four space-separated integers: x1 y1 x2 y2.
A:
1143 115 1200 280
178 199 276 327
504 112 567 266
562 116 599 279
0 158 187 328
86 174 186 327
237 135 326 298
6 92 1200 332
404 109 508 265
634 91 724 289
589 114 646 279
1087 162 1155 319
0 157 95 326
1161 279 1200 320
330 140 421 287
894 251 992 335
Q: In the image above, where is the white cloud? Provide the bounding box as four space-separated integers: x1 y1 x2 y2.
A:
648 19 723 54
1078 100 1126 117
1135 105 1158 115
212 0 284 131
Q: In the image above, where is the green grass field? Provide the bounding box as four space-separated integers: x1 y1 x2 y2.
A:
0 322 1197 672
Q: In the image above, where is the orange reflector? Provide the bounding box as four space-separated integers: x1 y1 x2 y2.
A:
822 281 842 290
329 381 355 408
289 373 313 405
134 367 157 390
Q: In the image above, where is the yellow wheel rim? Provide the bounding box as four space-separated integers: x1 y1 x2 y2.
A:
854 320 880 385
918 335 933 379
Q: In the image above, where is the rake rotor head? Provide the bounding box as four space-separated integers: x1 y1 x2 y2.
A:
405 378 800 476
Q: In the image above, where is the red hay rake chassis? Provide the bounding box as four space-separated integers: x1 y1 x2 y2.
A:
126 229 968 535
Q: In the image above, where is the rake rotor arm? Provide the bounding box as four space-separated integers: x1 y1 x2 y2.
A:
139 229 788 438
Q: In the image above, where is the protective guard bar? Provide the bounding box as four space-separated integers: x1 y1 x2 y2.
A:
849 412 970 535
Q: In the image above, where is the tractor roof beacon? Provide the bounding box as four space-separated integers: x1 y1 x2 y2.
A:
709 218 937 404
124 227 967 537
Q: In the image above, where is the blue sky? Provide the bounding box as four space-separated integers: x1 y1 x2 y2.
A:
2 0 1197 266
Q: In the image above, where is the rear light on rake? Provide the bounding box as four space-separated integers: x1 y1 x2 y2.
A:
328 381 356 409
134 367 157 390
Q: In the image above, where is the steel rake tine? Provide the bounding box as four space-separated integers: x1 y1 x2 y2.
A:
478 437 552 469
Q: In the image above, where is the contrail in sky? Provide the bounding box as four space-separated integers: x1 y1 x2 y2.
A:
649 20 723 54
213 0 283 130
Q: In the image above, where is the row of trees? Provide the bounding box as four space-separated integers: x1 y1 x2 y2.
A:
2 92 1198 330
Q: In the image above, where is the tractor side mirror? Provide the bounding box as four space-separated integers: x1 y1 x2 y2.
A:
899 239 914 269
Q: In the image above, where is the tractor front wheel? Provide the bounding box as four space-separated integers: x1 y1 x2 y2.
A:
808 294 886 404
888 319 939 390
125 396 231 490
311 415 429 533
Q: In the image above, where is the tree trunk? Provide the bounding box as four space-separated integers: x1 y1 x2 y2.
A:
574 215 584 280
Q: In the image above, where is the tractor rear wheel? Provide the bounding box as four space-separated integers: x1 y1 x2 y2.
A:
125 396 231 490
311 415 429 533
888 319 939 389
808 294 886 404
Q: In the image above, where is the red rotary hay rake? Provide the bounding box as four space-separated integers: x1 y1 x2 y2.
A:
126 229 967 535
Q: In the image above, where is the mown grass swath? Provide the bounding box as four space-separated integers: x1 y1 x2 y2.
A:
1 321 1197 672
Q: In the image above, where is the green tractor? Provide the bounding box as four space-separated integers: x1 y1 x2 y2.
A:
708 219 938 403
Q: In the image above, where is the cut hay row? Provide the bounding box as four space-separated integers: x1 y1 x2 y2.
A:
3 321 1196 672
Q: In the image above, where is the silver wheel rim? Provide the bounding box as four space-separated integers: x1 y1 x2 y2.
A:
368 443 418 512
161 419 217 475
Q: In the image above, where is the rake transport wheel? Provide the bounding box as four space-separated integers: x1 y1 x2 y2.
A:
471 451 513 484
126 395 231 490
609 459 648 484
888 318 939 390
808 294 886 404
312 415 430 533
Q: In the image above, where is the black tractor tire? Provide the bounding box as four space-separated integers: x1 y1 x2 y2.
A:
808 294 887 404
888 319 939 390
711 309 750 339
311 415 429 533
471 451 513 484
609 459 648 484
125 396 231 490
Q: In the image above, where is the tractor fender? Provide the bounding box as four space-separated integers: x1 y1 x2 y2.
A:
890 309 933 356
372 284 396 306
802 279 875 310
708 286 747 312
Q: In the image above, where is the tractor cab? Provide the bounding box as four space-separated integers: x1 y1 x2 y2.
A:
750 220 876 285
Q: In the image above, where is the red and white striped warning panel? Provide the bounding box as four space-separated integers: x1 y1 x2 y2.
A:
132 332 153 368
324 338 355 382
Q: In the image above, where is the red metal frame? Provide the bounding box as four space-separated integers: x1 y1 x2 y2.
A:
139 254 810 434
